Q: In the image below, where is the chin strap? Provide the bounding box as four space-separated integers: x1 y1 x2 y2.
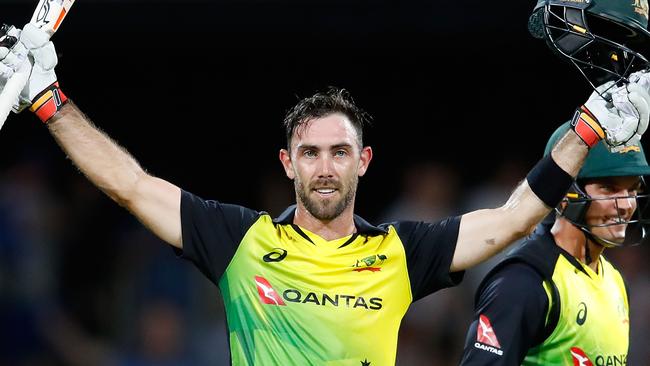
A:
583 232 593 266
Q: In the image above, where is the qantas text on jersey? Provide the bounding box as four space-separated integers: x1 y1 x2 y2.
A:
255 276 383 310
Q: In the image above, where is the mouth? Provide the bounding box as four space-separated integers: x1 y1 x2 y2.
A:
313 187 338 196
604 216 629 226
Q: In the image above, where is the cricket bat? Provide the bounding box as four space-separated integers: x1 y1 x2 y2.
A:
0 0 76 130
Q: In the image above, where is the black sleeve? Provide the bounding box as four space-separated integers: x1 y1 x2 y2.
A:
393 216 464 301
177 190 263 285
459 262 549 365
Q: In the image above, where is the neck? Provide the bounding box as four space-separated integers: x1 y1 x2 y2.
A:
292 203 357 241
551 218 604 273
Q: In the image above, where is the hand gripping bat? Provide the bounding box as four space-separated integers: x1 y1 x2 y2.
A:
0 0 75 130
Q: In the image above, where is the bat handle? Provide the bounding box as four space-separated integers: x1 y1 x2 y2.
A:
0 59 32 131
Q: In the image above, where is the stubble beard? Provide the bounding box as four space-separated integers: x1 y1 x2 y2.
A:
295 175 358 221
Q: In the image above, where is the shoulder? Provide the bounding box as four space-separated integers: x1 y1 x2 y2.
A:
181 190 266 219
489 229 562 282
381 216 461 240
480 261 547 299
477 231 561 303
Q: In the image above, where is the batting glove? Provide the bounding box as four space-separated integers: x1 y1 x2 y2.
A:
628 69 650 91
0 24 28 103
16 23 67 123
572 81 650 152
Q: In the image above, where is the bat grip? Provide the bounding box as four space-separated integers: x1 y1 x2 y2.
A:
0 59 32 130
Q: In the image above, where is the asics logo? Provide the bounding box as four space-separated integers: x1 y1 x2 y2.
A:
576 302 587 325
263 248 287 263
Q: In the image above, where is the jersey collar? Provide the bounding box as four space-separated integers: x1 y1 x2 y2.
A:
537 225 593 278
273 204 388 235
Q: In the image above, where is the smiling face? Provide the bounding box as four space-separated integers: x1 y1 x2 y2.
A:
583 176 642 244
279 113 372 221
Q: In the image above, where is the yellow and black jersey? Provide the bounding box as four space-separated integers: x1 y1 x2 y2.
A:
460 225 629 366
178 190 464 365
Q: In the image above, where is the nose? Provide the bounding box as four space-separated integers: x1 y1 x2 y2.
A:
317 154 335 178
614 192 636 215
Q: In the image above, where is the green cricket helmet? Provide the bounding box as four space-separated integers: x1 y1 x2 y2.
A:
545 122 650 246
529 0 650 93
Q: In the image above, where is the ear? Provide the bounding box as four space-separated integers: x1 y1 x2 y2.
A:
279 149 295 179
357 146 373 177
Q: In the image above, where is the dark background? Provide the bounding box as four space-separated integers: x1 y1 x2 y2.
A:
4 1 648 366
3 0 588 215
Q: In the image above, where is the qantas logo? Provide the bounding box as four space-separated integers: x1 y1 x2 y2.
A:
569 347 628 366
254 276 286 306
570 347 593 366
254 276 383 310
474 314 503 356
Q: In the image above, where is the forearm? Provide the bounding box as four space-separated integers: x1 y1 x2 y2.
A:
549 129 589 178
452 130 587 271
454 182 544 271
501 130 588 238
47 101 146 206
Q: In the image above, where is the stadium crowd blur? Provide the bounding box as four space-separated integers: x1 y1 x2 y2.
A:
3 0 650 365
1 149 649 366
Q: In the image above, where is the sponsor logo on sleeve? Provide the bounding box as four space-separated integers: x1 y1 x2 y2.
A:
474 314 503 356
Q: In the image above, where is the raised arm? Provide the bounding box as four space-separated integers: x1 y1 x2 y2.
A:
451 82 650 272
48 103 183 248
451 130 584 271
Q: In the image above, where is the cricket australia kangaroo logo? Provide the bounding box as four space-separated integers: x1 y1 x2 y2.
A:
633 0 649 19
352 254 387 272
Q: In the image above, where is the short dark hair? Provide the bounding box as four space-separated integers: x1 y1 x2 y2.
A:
282 87 372 150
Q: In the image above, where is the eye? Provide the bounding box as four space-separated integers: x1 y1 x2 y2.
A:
599 184 616 193
303 150 317 158
628 185 642 197
334 150 348 157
